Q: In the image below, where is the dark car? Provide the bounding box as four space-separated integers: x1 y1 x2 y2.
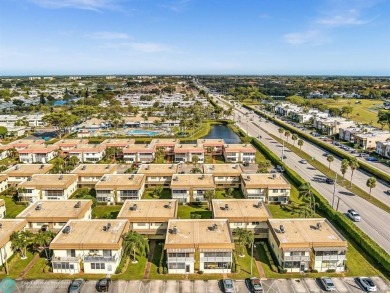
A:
97 278 111 292
247 277 263 292
366 157 379 162
325 178 335 184
69 279 84 293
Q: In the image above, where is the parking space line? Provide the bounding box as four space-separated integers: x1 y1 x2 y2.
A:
301 279 311 293
341 278 357 293
274 280 283 293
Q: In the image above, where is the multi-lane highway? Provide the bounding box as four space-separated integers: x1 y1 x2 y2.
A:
210 93 390 253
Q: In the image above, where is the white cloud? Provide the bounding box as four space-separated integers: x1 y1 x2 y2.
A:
316 9 369 26
130 42 170 53
29 0 120 11
88 31 130 40
160 0 191 13
283 30 321 45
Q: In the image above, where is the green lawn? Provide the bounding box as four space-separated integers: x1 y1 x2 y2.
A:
229 244 260 279
2 251 35 279
205 155 225 164
255 150 267 163
0 195 28 218
314 98 383 127
266 185 308 218
142 188 172 199
177 203 212 219
215 189 244 199
92 205 122 219
112 255 147 280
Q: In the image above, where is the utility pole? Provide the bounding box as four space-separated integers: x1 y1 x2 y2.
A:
281 139 285 163
332 173 338 209
250 241 255 276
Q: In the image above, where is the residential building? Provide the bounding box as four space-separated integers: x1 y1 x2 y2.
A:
95 174 146 203
0 175 8 193
9 139 45 150
16 200 92 232
313 117 355 136
223 144 256 163
150 139 179 156
137 164 178 187
2 164 53 185
71 164 117 188
0 199 5 218
174 144 205 163
17 174 78 203
0 146 8 160
268 218 347 272
50 219 129 274
117 200 178 239
355 131 390 150
170 174 215 203
101 139 135 149
197 139 225 155
240 173 291 203
203 164 242 188
18 144 58 163
123 144 155 163
165 219 234 274
54 139 89 154
376 141 390 158
68 144 106 163
0 219 28 267
212 199 271 238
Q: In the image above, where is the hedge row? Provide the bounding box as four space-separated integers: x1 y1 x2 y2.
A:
260 242 278 273
244 104 390 183
251 136 390 273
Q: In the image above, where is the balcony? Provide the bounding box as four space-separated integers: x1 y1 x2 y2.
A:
315 255 346 261
167 257 194 263
200 257 232 263
283 256 310 261
83 255 117 262
52 256 80 262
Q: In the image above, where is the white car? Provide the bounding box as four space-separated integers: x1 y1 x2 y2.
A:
299 159 307 164
347 209 361 222
320 277 336 291
357 277 377 292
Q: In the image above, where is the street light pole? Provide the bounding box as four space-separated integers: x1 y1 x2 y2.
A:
281 139 285 163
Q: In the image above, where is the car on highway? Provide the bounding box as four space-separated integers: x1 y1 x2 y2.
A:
386 190 390 195
97 278 111 292
325 178 335 184
347 209 361 222
69 279 84 293
366 157 379 162
299 159 307 164
358 153 369 157
357 277 377 292
247 277 263 292
320 277 336 291
222 279 235 293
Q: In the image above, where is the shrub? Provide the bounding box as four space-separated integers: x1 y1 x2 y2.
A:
163 267 168 274
326 269 336 273
311 269 318 273
278 266 287 274
198 270 204 274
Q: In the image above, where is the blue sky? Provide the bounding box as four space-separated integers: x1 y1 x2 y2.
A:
0 0 389 75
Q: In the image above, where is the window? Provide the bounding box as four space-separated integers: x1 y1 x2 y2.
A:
168 263 185 269
204 262 230 269
272 189 278 193
252 222 260 225
168 253 190 258
91 263 105 270
203 252 230 258
45 190 64 197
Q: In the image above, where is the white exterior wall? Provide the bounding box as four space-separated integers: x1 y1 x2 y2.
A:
199 251 232 273
242 187 267 201
0 179 8 193
171 189 190 203
96 190 115 203
145 176 171 186
20 188 41 203
19 151 56 164
117 185 145 203
0 151 8 160
167 253 195 274
0 241 15 267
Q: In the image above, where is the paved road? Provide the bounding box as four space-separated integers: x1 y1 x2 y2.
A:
11 277 390 293
254 107 390 207
211 95 390 253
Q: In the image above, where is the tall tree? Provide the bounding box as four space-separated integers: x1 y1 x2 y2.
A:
366 177 377 197
284 130 291 143
327 155 334 170
291 134 298 146
33 231 56 260
0 126 8 138
278 128 284 139
297 139 304 152
298 182 317 216
123 231 149 263
10 230 33 259
340 159 349 179
204 189 215 209
348 158 360 187
42 111 77 138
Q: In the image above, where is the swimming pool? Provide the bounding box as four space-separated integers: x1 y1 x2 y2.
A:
127 129 159 136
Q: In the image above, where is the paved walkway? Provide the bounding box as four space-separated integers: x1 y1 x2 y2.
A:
143 240 156 279
253 247 266 278
19 253 40 278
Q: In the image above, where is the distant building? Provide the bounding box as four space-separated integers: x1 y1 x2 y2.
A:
223 144 256 163
2 164 53 185
170 174 215 203
71 164 117 188
0 219 28 267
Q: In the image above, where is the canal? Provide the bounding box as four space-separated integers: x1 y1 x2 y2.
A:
196 124 241 144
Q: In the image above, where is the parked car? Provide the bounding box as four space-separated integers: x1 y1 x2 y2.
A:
299 159 307 164
223 279 235 293
347 209 361 222
357 277 377 292
386 190 390 195
320 277 336 291
247 277 263 292
358 153 369 157
97 278 111 292
325 178 335 184
68 279 84 293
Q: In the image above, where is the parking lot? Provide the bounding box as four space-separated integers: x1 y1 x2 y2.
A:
10 277 390 293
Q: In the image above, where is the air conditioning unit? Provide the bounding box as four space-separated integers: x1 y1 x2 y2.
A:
74 201 81 208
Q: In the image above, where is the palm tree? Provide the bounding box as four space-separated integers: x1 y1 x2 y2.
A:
34 231 56 260
327 155 334 170
225 187 234 198
366 177 377 197
204 189 215 209
7 147 18 159
192 155 199 169
284 130 291 143
235 228 254 257
123 231 149 264
291 134 298 146
10 230 33 259
348 158 360 187
68 155 79 167
278 128 284 139
297 139 304 152
298 182 317 216
340 159 349 179
152 185 163 199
